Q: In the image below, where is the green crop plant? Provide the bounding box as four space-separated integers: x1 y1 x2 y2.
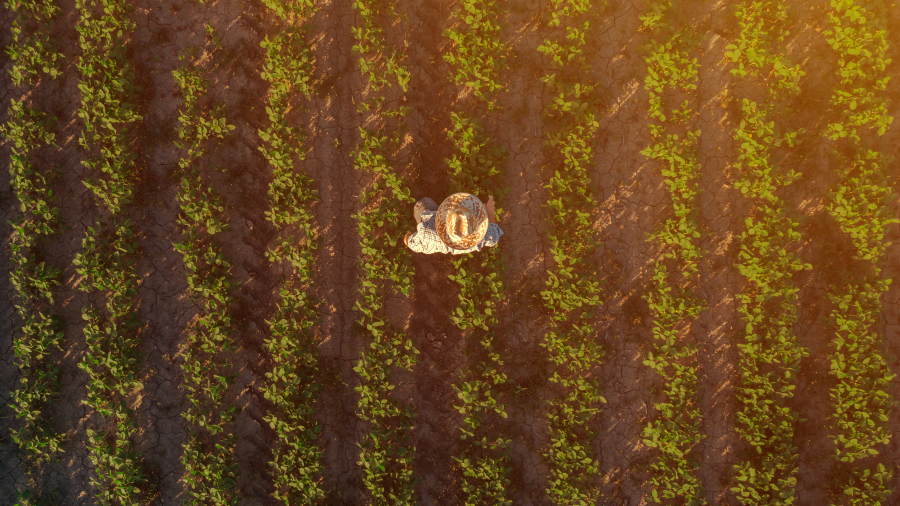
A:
173 52 241 505
636 0 707 501
9 311 65 459
76 0 143 215
263 287 324 503
257 0 325 502
349 1 419 501
447 251 512 506
442 4 520 498
6 24 63 87
84 410 149 504
444 0 509 109
440 0 535 501
823 0 892 143
726 1 811 504
73 219 150 504
258 21 316 229
181 436 239 505
350 126 418 502
5 0 63 87
442 106 514 506
445 113 509 204
3 101 61 300
1 100 66 463
261 0 314 18
824 87 895 506
534 2 607 503
821 0 895 501
3 0 66 470
351 0 411 92
72 0 153 501
75 221 143 400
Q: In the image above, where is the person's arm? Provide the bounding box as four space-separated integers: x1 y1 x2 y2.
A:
475 196 502 250
485 195 497 224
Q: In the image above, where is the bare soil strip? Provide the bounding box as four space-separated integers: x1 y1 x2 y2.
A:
592 0 660 501
694 0 742 502
787 3 840 499
886 236 900 495
877 53 900 498
307 0 366 500
0 166 24 501
127 1 202 501
400 0 471 501
498 3 552 502
0 17 13 499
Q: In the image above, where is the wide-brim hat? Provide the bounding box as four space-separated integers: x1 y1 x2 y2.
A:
436 193 489 250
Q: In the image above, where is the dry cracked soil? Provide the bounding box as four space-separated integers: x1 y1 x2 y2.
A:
1 0 900 505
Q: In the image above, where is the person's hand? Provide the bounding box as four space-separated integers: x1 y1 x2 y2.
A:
485 195 497 223
404 231 412 246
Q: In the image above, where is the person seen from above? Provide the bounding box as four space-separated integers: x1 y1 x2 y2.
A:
403 192 503 254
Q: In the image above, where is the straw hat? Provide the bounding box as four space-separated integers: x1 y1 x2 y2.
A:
436 193 489 250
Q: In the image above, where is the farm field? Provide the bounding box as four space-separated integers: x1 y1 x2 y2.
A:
1 0 899 503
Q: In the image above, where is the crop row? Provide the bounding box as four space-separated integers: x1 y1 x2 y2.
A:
637 0 706 501
823 0 893 143
351 0 410 93
350 0 418 502
443 0 507 110
76 0 142 215
823 0 895 502
725 1 810 503
536 1 605 503
443 0 513 503
172 51 239 506
256 0 325 503
1 100 65 464
2 0 65 477
5 0 63 86
74 0 151 502
824 152 896 504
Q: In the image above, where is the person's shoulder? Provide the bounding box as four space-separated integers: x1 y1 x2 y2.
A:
409 228 451 254
421 209 437 224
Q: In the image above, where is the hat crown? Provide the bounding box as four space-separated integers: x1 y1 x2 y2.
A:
436 193 489 250
448 207 474 237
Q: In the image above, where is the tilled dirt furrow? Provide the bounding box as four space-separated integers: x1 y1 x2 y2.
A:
0 176 24 502
127 0 203 501
885 230 900 496
881 66 900 502
402 0 468 501
495 4 553 502
29 64 94 506
593 0 658 501
694 0 743 502
782 6 845 503
309 0 365 500
129 0 282 502
201 3 278 501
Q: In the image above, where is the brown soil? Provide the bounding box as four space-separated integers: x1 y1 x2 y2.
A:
2 0 900 505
